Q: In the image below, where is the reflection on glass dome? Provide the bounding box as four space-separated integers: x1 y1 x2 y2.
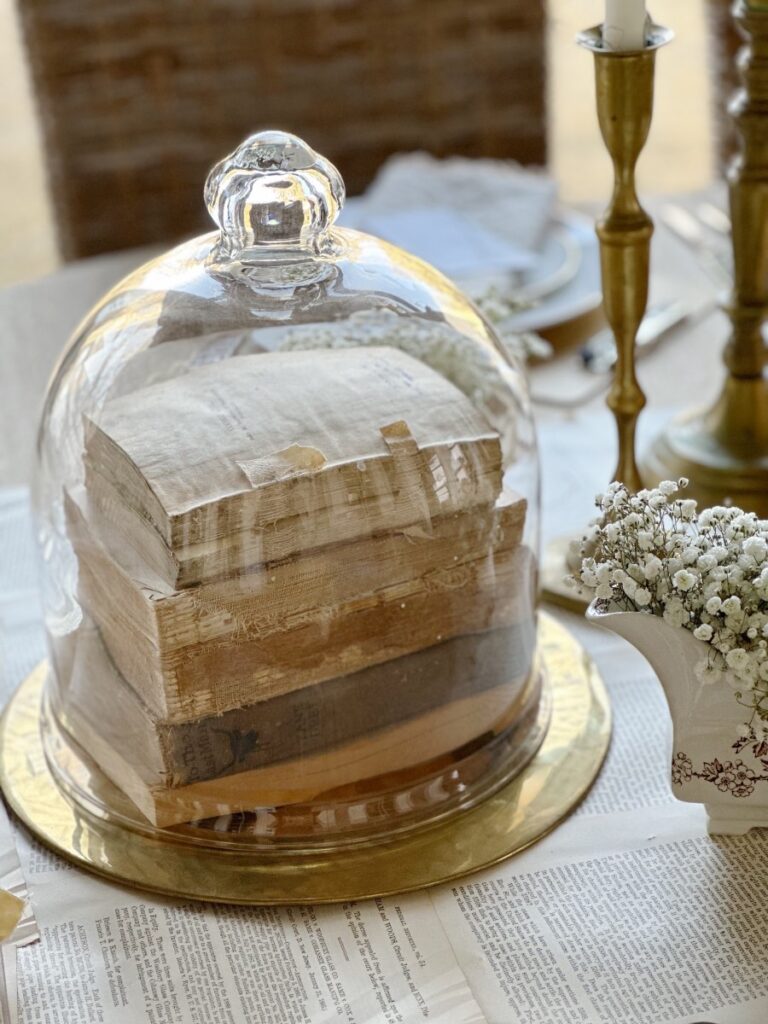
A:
35 131 545 850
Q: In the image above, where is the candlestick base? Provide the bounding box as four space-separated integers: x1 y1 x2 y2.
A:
642 376 768 516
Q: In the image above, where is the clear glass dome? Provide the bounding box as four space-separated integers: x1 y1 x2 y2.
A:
35 131 545 850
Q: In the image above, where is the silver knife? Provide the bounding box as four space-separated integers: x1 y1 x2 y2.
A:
581 300 692 374
660 203 732 291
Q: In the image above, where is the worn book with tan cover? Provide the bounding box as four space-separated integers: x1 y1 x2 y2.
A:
59 618 536 789
83 346 505 585
57 620 540 827
83 347 503 588
67 487 528 722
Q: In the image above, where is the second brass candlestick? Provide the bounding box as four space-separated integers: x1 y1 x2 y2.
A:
643 0 768 514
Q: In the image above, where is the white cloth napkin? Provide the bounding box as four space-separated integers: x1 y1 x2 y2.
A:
340 152 557 280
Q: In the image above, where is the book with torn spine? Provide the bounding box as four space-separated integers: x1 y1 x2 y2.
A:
66 487 528 721
56 620 540 827
83 346 503 588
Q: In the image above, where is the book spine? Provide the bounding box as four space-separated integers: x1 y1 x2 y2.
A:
161 622 535 785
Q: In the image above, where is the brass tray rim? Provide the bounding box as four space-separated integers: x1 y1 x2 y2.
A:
0 613 611 904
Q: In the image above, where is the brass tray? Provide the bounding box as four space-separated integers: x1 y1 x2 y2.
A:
0 613 610 904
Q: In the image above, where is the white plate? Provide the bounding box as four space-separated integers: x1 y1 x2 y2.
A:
511 212 602 333
340 200 601 337
481 211 601 335
455 214 580 305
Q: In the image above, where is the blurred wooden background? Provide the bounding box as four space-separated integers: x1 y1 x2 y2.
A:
0 0 715 286
18 0 549 261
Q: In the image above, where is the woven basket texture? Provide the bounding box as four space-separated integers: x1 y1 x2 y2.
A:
19 0 547 258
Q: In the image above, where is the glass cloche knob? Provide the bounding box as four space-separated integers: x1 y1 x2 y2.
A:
204 130 345 260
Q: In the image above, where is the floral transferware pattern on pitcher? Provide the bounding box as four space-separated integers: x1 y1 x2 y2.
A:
576 479 768 835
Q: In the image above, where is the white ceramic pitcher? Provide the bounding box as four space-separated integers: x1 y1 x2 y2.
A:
587 604 768 835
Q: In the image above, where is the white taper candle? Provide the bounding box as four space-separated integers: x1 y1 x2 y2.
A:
604 0 648 51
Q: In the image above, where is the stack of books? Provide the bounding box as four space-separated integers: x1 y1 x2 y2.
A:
62 346 533 825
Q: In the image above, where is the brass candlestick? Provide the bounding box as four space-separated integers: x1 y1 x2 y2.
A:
541 21 672 612
643 0 768 513
582 22 673 488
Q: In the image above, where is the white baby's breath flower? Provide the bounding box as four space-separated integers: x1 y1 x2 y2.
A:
580 567 598 588
679 499 697 521
595 562 612 585
741 660 758 684
643 556 663 581
673 569 698 592
726 648 750 672
734 513 757 532
744 536 768 562
581 481 768 743
663 599 688 628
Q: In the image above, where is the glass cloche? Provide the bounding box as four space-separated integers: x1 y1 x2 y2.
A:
34 131 546 851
